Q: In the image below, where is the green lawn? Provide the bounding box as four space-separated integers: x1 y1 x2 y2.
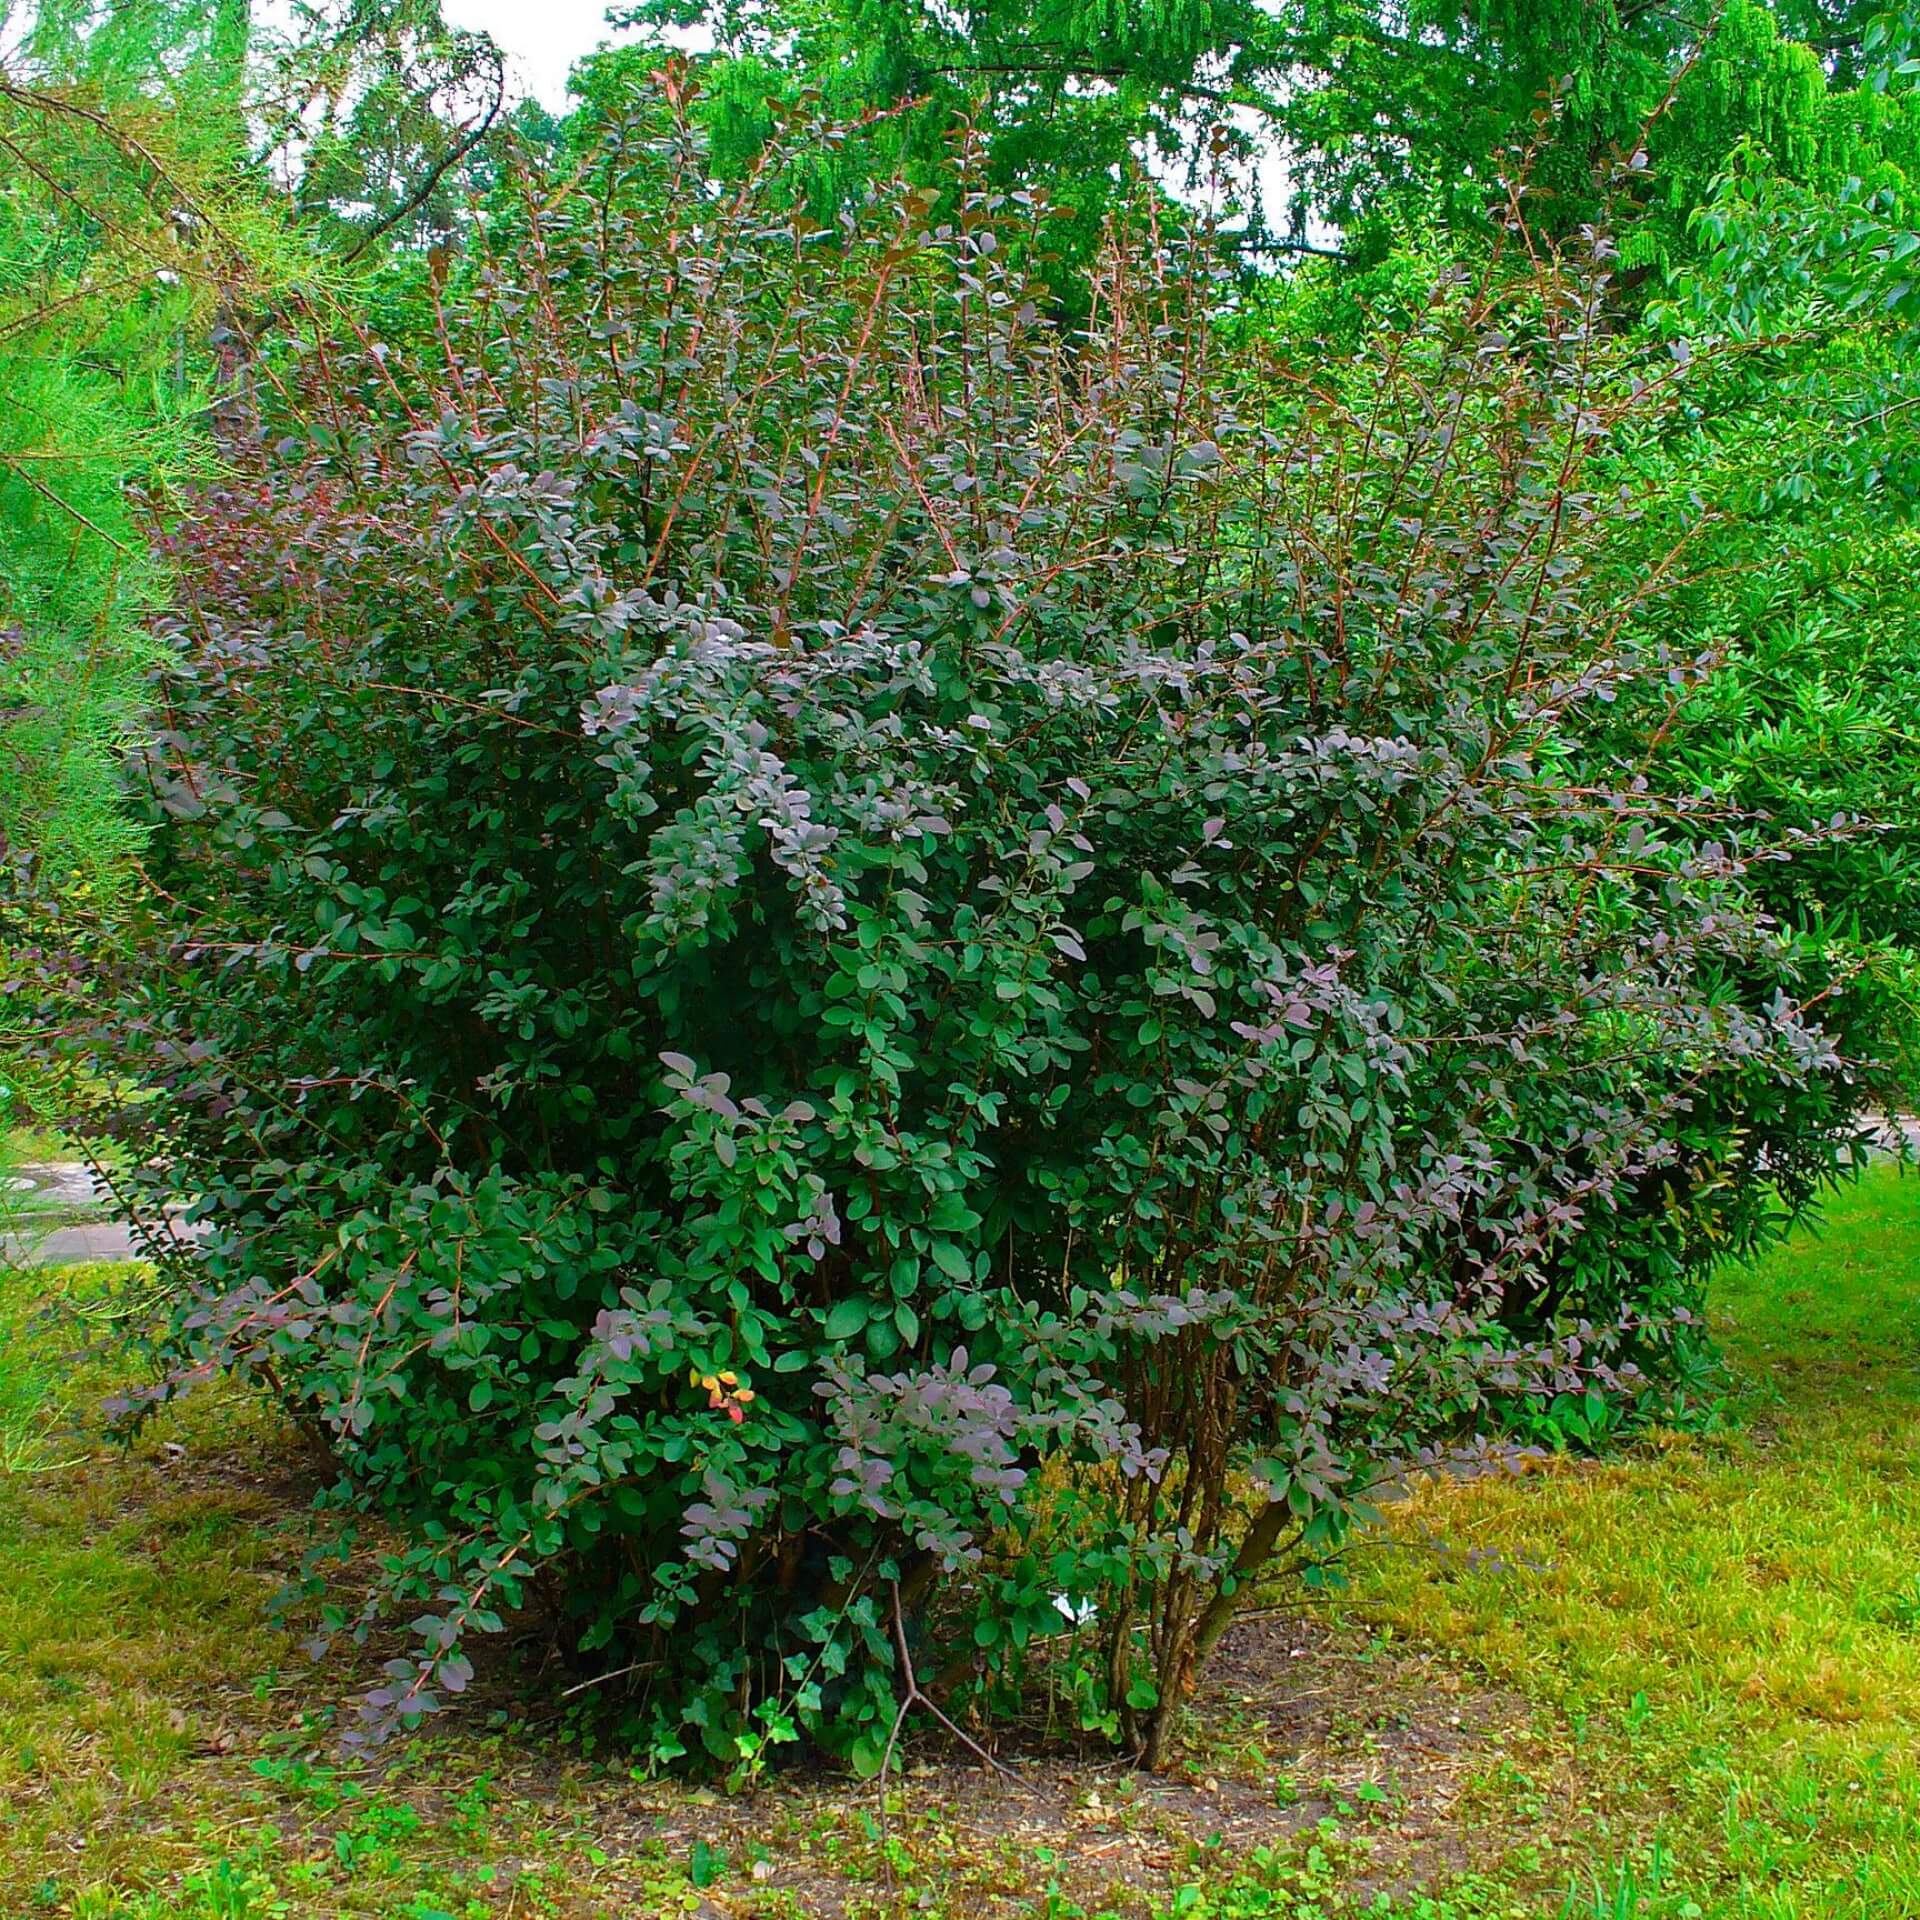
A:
1337 1166 1920 1920
1 1169 1916 1918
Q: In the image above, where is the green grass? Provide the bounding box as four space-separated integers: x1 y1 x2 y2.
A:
1 1169 1917 1917
0 1266 615 1920
1339 1166 1920 1918
0 1263 128 1472
0 1124 73 1171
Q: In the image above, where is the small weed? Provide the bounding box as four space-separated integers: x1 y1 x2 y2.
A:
1558 1846 1703 1920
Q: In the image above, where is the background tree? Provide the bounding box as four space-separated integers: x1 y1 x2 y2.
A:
0 0 274 885
616 0 1920 264
0 0 523 887
267 0 511 259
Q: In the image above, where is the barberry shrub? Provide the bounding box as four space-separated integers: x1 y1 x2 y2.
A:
117 75 1855 1770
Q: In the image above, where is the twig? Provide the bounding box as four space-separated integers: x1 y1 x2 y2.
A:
1231 236 1352 262
559 1658 654 1699
873 1580 1021 1882
340 44 507 265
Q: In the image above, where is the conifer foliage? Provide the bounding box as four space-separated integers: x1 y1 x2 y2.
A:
0 3 257 883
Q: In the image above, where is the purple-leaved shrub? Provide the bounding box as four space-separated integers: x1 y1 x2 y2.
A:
104 74 1862 1771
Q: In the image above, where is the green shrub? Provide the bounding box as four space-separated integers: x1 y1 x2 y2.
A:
107 87 1858 1770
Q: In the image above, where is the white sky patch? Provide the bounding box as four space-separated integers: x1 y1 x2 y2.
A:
441 0 692 110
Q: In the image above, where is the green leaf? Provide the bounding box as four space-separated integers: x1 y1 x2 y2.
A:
690 1838 725 1887
929 1239 971 1282
824 1298 869 1341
